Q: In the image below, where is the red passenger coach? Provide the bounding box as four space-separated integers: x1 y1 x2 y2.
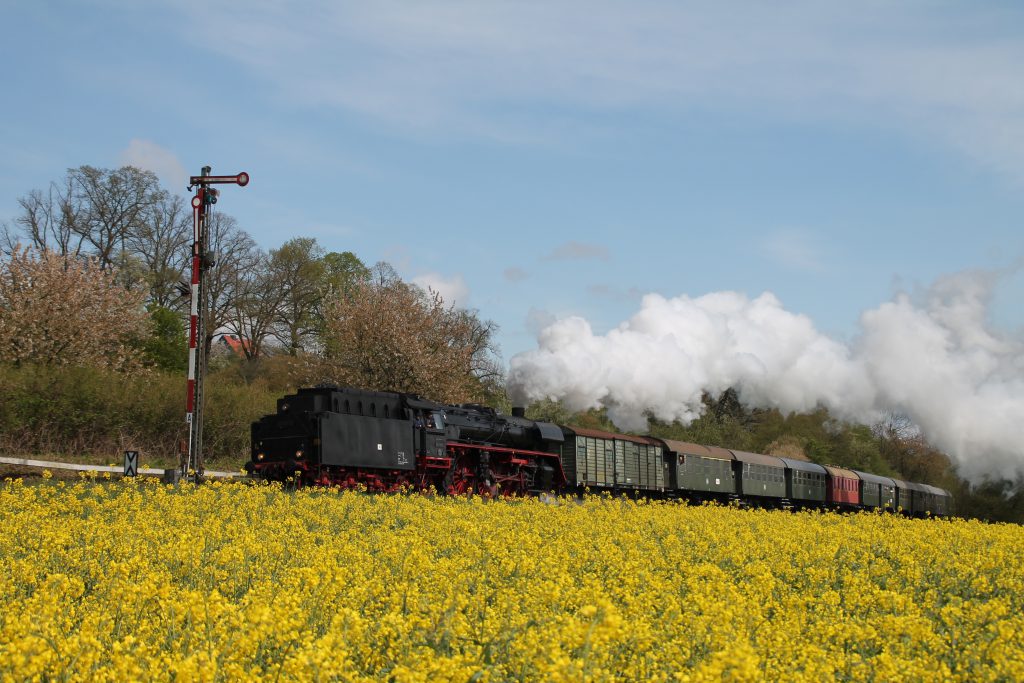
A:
824 466 860 506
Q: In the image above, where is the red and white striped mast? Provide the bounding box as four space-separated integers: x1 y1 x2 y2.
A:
184 166 249 481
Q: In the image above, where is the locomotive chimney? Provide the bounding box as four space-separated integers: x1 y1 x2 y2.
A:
511 406 526 418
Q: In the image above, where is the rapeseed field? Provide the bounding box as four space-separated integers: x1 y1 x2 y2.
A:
0 477 1021 682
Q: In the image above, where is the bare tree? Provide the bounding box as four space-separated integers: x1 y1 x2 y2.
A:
203 213 263 356
66 166 164 271
0 222 18 259
224 251 286 361
129 193 192 309
7 175 85 259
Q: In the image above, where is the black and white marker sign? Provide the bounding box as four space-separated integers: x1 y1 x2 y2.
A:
124 450 139 477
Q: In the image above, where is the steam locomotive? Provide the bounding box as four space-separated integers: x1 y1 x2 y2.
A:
248 385 953 516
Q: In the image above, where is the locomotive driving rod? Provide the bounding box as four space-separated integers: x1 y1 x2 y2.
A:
183 166 249 481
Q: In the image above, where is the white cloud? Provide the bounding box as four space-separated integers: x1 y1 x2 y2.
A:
118 139 188 191
412 271 470 306
509 269 1024 484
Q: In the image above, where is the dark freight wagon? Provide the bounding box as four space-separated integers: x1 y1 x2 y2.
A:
923 485 953 516
900 480 944 516
560 427 665 491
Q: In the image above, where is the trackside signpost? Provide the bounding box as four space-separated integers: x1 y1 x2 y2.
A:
183 166 249 482
124 450 139 478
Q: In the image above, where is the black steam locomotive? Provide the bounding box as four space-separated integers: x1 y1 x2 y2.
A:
248 385 953 516
249 385 565 496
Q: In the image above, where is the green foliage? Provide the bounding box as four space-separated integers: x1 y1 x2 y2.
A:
566 407 619 433
141 305 186 372
269 237 327 356
953 478 1024 523
524 398 573 425
322 250 370 296
0 363 276 468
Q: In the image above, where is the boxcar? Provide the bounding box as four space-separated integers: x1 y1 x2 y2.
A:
824 465 860 507
560 427 665 491
730 450 786 500
854 471 896 510
777 457 827 505
659 439 737 497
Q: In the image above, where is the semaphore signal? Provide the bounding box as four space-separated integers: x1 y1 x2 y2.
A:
183 166 249 482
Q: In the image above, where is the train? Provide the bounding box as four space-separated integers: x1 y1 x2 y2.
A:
247 385 953 516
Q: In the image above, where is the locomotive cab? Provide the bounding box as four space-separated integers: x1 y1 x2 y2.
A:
417 410 448 458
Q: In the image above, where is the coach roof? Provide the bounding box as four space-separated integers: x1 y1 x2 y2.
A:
657 439 735 460
778 457 827 474
729 450 784 467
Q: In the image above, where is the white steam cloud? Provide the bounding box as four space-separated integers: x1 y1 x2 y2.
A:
508 271 1024 484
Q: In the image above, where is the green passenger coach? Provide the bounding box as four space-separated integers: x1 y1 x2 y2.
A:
855 471 896 509
659 439 736 496
731 450 787 500
777 457 827 504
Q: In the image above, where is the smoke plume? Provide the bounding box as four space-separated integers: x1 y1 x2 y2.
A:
507 271 1024 484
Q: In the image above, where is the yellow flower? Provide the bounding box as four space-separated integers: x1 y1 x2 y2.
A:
0 483 1020 681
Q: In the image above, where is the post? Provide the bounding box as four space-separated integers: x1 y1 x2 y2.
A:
183 167 249 482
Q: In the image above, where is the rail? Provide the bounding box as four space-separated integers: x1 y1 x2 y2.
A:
0 456 243 479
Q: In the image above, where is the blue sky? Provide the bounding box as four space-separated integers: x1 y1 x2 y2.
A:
3 1 1024 363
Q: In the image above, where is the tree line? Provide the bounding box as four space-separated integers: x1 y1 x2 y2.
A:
0 165 502 403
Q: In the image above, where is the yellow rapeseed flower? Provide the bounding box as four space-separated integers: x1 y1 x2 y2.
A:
0 480 1020 681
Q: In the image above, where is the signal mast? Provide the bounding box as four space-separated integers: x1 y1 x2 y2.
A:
183 166 249 481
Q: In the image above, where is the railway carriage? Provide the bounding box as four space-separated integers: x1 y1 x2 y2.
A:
659 439 737 498
560 427 665 492
890 478 913 512
900 481 935 516
824 466 860 507
731 450 786 502
854 471 896 510
777 457 828 506
924 485 953 516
